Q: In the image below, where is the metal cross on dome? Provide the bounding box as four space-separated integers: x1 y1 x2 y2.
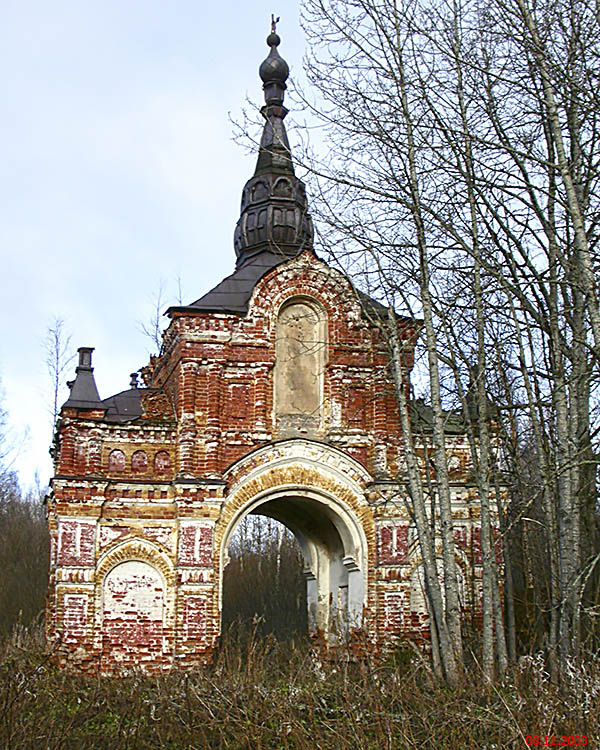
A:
271 14 280 34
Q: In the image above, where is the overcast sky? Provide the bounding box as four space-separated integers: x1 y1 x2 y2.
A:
1 0 310 488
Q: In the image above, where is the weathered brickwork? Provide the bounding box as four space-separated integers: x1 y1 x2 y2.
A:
46 32 493 673
47 250 493 674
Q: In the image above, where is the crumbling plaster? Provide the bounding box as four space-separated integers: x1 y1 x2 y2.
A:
47 250 489 674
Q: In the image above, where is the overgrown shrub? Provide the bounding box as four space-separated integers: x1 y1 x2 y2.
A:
1 624 598 749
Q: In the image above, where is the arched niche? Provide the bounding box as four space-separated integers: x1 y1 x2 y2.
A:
274 297 327 434
154 450 171 474
94 538 176 672
273 177 293 198
251 180 268 201
131 450 148 473
107 449 125 473
101 560 165 667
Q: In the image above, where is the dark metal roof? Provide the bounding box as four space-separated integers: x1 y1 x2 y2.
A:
167 249 408 320
356 289 390 318
101 388 147 423
65 373 101 405
167 250 294 315
409 396 498 433
410 399 467 434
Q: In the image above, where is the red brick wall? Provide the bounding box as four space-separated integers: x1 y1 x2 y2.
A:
47 251 485 673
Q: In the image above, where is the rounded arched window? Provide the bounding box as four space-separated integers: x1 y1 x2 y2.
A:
273 178 292 198
107 449 126 473
251 181 268 201
154 451 171 474
131 450 148 473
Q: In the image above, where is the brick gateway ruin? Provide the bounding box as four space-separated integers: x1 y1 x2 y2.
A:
47 29 485 673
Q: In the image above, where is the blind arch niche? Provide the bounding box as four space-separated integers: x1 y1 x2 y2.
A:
274 297 327 434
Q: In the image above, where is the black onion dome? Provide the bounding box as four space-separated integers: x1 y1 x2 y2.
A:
259 33 289 85
233 22 314 268
167 20 316 317
234 172 314 264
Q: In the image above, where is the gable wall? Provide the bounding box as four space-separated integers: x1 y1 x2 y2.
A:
47 251 487 673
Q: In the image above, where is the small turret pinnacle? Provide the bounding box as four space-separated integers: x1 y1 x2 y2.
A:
254 19 293 177
62 347 102 408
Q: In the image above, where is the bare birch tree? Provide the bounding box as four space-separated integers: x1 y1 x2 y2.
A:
44 318 75 435
297 0 600 676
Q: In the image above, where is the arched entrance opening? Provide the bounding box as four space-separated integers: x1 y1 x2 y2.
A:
220 490 368 644
222 515 307 639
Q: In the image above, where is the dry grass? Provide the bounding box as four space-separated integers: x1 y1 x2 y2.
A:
1 623 598 749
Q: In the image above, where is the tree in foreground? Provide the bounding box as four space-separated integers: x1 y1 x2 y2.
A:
298 0 600 679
